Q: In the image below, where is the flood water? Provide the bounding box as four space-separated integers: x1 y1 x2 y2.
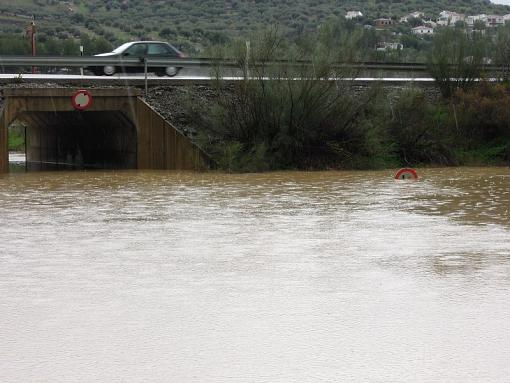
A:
1 164 510 382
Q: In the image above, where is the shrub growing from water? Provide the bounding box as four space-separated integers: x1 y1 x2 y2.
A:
451 83 510 163
197 26 396 171
388 89 455 165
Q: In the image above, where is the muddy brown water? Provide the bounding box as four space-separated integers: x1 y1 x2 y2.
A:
1 164 509 382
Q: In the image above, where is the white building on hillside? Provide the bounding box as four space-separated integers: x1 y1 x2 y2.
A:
345 11 363 19
465 14 504 28
437 11 465 26
423 19 437 28
487 15 505 27
400 11 425 23
412 26 434 35
376 42 403 51
466 14 487 28
374 18 393 28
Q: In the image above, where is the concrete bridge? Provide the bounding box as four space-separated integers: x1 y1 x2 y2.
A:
0 87 208 173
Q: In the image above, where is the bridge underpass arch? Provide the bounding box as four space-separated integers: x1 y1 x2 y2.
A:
0 87 208 173
18 110 137 170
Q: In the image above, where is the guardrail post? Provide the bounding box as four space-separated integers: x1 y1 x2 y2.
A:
144 57 148 94
245 41 250 80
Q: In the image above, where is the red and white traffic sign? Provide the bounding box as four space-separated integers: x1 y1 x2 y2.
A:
71 89 93 111
394 168 419 180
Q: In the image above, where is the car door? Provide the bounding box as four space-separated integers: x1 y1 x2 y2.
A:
147 43 178 58
122 43 148 73
146 43 180 73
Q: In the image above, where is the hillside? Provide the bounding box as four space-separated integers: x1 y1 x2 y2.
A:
1 0 510 53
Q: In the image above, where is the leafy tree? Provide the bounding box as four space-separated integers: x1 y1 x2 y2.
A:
454 84 510 145
70 13 85 23
0 35 30 55
493 25 510 80
401 34 423 51
62 39 79 56
389 89 454 165
160 27 176 39
40 38 61 55
427 28 486 98
454 20 466 29
407 17 423 28
473 20 486 31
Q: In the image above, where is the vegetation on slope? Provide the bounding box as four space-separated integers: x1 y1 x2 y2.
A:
1 0 509 54
186 26 510 171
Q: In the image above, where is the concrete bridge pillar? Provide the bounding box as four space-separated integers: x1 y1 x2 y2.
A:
0 115 6 173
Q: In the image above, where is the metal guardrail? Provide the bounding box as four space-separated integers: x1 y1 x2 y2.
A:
0 56 507 71
0 56 505 94
0 56 218 67
0 55 434 70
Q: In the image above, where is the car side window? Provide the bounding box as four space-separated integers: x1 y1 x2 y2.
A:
124 44 147 56
147 44 174 56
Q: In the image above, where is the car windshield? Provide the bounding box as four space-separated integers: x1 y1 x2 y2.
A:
110 42 134 54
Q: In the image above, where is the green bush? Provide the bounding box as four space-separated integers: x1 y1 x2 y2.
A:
8 125 25 151
389 89 455 165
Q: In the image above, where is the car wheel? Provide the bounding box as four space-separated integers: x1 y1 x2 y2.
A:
103 65 116 76
165 66 179 77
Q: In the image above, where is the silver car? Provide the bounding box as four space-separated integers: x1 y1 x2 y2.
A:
87 41 185 76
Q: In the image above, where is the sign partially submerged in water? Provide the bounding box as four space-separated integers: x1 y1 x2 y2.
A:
395 168 419 180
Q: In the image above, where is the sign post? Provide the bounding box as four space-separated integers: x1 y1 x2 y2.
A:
25 20 36 74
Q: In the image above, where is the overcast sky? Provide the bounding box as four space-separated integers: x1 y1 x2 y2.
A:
491 0 510 4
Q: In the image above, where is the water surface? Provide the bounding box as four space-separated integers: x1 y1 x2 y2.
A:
1 167 509 382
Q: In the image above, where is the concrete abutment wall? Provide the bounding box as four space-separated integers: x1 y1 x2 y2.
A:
0 88 208 173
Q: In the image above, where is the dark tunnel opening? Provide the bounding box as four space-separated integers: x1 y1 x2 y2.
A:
18 111 137 170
